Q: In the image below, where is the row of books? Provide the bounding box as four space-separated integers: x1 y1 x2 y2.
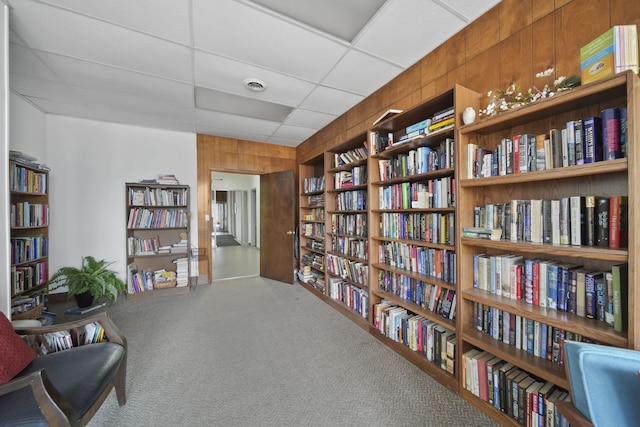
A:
378 243 456 284
379 211 455 245
301 252 324 273
468 108 628 179
378 270 456 320
305 238 324 252
374 300 456 374
330 213 367 236
334 189 367 211
463 348 570 427
11 261 47 294
301 222 324 238
378 176 455 210
473 252 629 330
302 207 325 222
302 175 325 194
580 24 638 85
330 236 368 261
128 186 188 207
376 137 455 181
473 302 597 364
332 141 368 168
472 195 628 248
127 207 189 229
10 202 49 228
386 107 456 148
9 151 50 171
27 321 106 356
307 193 324 207
297 265 325 292
10 234 48 265
325 253 368 286
127 236 160 256
327 277 368 319
10 162 48 193
333 165 367 189
10 291 45 316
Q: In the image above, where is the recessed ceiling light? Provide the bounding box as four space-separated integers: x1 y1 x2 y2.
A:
244 78 267 92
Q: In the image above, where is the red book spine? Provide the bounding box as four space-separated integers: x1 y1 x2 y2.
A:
609 195 621 248
532 260 540 306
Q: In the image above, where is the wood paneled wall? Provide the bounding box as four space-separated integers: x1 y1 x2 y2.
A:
297 0 640 163
196 135 296 279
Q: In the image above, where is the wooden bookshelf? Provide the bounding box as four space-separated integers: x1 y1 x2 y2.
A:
9 159 50 320
324 134 370 327
297 155 326 296
456 70 639 425
367 84 480 391
125 183 191 299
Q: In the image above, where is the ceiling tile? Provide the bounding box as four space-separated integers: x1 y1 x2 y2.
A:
283 108 336 129
266 135 304 147
249 0 386 42
35 51 194 107
195 87 293 122
35 0 192 45
355 0 467 67
195 109 280 135
72 88 197 123
322 50 403 95
195 124 270 143
299 86 364 116
271 124 317 141
438 0 501 21
9 0 193 82
10 74 88 106
194 50 316 106
192 0 348 82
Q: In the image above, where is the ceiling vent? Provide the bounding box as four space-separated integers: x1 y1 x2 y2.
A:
244 78 267 92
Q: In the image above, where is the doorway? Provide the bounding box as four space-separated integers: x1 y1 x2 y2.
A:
211 172 259 280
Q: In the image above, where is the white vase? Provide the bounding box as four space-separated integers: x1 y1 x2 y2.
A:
462 107 476 125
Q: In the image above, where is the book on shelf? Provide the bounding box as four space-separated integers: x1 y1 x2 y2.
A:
609 195 628 248
580 25 639 85
462 227 502 241
156 173 180 184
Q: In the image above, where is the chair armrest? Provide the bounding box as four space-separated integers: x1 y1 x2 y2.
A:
16 311 126 347
556 400 595 427
0 369 78 426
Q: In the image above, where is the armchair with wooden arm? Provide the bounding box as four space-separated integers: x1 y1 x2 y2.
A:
557 340 640 427
0 311 127 426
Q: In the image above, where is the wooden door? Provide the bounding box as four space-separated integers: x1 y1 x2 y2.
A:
260 169 295 283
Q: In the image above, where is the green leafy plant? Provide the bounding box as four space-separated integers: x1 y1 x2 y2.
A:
47 256 126 303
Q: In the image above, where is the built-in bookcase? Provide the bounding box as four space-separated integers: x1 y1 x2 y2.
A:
368 84 479 390
10 160 50 320
324 134 370 325
125 183 191 299
456 70 638 426
298 155 326 295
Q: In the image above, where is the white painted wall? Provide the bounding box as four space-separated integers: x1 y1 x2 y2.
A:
44 116 197 292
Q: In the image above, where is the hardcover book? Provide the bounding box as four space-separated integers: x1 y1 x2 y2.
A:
580 25 639 84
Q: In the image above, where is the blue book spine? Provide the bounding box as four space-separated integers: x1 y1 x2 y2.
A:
547 264 559 310
557 266 569 312
601 107 620 160
406 119 430 134
620 107 628 158
539 324 548 360
583 116 603 163
585 272 599 319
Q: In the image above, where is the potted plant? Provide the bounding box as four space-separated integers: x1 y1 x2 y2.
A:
47 256 127 308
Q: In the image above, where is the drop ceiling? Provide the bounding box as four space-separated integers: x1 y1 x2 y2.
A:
7 0 500 147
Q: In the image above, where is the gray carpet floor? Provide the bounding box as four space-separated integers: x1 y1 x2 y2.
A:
61 277 499 426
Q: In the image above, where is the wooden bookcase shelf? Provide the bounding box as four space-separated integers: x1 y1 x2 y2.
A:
456 70 639 425
125 183 191 299
9 160 50 320
296 73 639 426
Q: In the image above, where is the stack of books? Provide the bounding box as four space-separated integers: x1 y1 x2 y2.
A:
173 257 189 287
580 25 638 85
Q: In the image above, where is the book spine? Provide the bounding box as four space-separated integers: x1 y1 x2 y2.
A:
574 119 584 165
595 196 610 247
584 196 596 246
583 117 603 163
601 107 620 160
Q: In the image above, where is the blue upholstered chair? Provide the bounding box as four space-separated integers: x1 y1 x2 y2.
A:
558 340 640 427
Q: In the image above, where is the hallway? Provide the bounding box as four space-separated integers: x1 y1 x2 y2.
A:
210 244 260 281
